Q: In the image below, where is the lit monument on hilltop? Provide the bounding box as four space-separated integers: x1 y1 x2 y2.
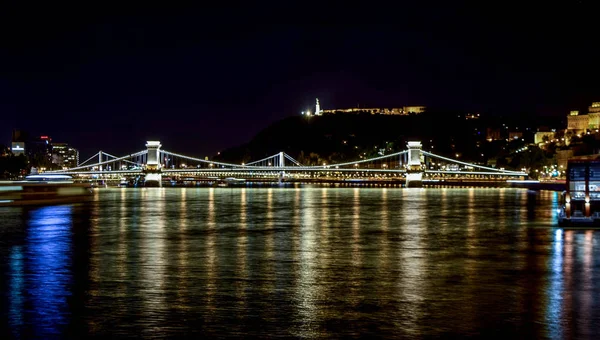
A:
315 98 322 116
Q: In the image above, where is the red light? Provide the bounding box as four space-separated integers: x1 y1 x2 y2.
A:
40 136 49 139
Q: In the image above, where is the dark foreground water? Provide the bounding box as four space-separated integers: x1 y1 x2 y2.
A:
0 187 599 339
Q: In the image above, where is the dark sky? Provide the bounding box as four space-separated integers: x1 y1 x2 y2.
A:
1 2 599 158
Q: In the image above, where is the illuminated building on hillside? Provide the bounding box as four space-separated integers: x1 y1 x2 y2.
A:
534 131 556 145
486 128 502 141
567 110 589 134
319 105 426 115
402 106 426 114
587 102 600 129
509 131 523 140
566 102 600 134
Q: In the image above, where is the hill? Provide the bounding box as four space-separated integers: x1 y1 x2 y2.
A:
214 110 564 166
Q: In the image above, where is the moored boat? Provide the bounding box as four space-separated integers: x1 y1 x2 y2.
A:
557 155 600 227
0 174 93 207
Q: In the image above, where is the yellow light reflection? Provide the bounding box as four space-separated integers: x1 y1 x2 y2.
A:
295 188 319 338
352 188 361 268
206 188 216 307
176 188 189 307
263 188 275 293
139 188 167 327
117 188 128 282
236 187 248 309
396 188 426 334
320 188 330 249
379 188 390 272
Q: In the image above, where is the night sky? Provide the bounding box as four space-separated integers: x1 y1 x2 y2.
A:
1 2 599 158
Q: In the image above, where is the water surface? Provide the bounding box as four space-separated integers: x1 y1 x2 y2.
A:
1 187 599 338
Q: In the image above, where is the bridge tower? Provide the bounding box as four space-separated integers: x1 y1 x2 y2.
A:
278 151 285 183
406 141 423 188
144 141 162 187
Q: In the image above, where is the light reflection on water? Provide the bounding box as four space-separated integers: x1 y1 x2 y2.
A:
2 187 600 338
7 205 73 339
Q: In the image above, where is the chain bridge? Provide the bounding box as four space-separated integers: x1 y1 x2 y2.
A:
45 141 527 187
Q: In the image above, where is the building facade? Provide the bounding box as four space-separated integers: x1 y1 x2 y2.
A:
10 130 79 170
509 131 523 140
10 129 28 156
534 131 555 145
567 110 589 134
52 143 79 169
486 128 502 141
320 106 426 115
566 103 600 134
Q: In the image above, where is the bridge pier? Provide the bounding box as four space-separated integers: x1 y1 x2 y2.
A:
406 141 423 188
144 141 162 187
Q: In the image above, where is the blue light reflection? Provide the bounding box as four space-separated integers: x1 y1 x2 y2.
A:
8 245 24 338
546 228 564 338
24 205 74 338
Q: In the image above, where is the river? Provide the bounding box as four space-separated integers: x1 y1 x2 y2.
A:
1 186 599 338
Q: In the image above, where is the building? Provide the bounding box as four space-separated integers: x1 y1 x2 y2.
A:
534 131 555 145
556 149 574 170
587 102 600 130
11 129 28 156
403 106 426 114
26 135 53 165
11 142 25 156
567 110 589 134
321 108 382 114
0 145 9 157
319 106 426 115
52 143 79 169
11 130 53 165
486 128 502 141
10 131 82 170
566 103 600 134
509 131 523 140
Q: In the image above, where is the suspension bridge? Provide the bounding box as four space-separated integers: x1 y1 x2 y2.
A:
45 141 527 187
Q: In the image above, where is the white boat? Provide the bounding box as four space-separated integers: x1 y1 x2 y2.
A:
0 174 93 207
215 177 246 187
224 177 246 184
